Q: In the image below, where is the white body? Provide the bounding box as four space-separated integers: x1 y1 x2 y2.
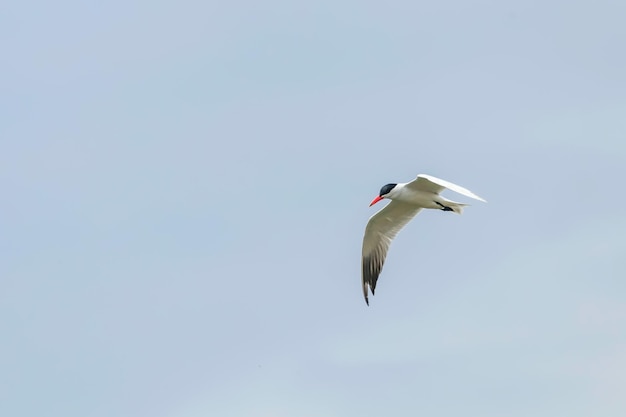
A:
387 183 464 210
361 174 486 305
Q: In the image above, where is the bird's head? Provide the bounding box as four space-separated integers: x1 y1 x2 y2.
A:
369 183 398 206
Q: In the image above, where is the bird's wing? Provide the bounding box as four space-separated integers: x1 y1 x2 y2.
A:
407 174 486 202
362 200 422 305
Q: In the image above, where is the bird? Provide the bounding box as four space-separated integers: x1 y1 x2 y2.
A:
362 174 486 305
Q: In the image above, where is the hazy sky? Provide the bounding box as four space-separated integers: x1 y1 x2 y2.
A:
2 1 626 416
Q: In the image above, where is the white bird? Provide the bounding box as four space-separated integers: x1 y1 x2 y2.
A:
362 174 486 305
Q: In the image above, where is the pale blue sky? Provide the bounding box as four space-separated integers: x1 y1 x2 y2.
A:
2 1 626 416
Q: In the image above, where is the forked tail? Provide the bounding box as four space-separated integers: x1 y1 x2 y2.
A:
442 200 468 214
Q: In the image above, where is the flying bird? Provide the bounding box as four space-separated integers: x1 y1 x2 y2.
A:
362 174 486 305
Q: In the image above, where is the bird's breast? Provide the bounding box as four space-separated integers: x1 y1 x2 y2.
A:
395 189 438 207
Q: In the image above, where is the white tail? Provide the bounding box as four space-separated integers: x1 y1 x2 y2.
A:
446 201 468 215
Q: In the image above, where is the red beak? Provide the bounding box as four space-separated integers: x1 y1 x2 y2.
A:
369 195 384 206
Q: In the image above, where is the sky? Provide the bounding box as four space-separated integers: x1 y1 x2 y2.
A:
2 0 626 416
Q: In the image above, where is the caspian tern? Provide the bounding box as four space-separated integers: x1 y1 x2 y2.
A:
362 174 486 305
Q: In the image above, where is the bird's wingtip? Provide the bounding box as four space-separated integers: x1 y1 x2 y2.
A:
363 283 372 306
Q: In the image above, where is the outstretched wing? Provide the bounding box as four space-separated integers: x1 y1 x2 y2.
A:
361 200 422 305
407 174 486 202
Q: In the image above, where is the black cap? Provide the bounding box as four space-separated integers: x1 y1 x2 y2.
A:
379 183 397 196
